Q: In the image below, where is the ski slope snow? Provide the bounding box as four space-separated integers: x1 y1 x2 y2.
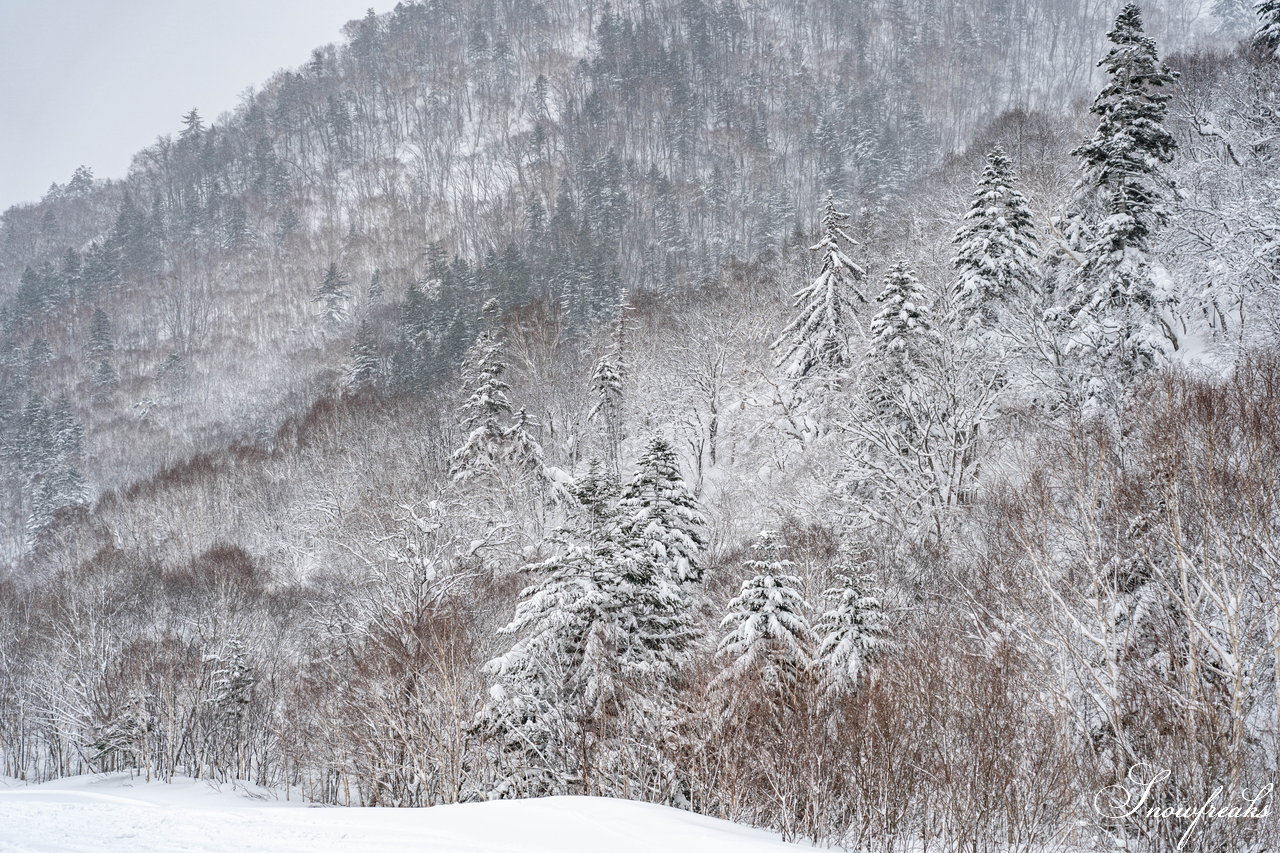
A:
0 773 812 852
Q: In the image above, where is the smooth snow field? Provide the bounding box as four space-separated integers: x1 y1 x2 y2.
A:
0 773 811 852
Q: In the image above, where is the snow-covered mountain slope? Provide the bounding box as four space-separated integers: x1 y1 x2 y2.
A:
0 773 810 853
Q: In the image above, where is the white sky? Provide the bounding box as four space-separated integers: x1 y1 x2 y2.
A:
0 0 394 210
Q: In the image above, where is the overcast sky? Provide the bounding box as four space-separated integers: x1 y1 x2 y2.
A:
0 0 393 210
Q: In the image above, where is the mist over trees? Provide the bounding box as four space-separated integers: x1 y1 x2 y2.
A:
2 1 1280 851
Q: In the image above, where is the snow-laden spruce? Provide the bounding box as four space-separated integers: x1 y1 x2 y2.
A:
86 306 120 395
951 146 1039 337
345 319 379 391
616 436 708 585
813 565 889 697
478 458 699 798
869 255 937 373
450 330 545 483
772 194 867 381
1258 0 1280 57
589 303 628 470
1068 3 1178 379
314 262 351 327
19 396 87 547
87 306 114 362
715 536 813 693
209 638 255 724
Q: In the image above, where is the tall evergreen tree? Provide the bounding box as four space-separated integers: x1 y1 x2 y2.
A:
951 146 1040 336
16 397 52 483
87 306 115 361
91 359 119 392
25 339 52 385
178 108 205 144
479 460 693 797
49 398 83 461
589 303 628 471
346 319 380 391
450 331 515 481
616 436 707 585
66 165 94 197
503 409 547 480
869 256 937 372
275 209 300 245
813 565 889 697
82 240 121 296
450 330 545 485
21 396 86 548
1068 4 1178 378
1257 0 1280 56
210 638 255 724
772 194 867 380
715 536 814 693
314 263 351 327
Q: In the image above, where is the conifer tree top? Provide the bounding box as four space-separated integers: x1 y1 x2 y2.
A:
1071 2 1177 261
1257 0 1280 57
771 194 867 381
618 436 707 585
951 146 1039 333
869 255 937 363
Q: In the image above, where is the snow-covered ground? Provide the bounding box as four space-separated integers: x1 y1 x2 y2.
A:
0 773 811 852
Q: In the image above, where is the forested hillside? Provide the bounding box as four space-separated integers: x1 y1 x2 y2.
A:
3 0 1280 850
0 0 1237 557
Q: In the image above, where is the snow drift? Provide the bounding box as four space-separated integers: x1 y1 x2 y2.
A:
0 773 810 853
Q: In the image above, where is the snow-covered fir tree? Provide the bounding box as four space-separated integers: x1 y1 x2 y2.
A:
715 534 814 694
210 638 255 724
91 358 118 390
478 460 693 797
772 194 867 381
314 262 351 327
49 397 84 463
206 637 255 779
569 458 620 538
179 107 205 144
589 303 628 470
345 319 380 391
1257 0 1280 56
25 474 86 548
502 409 547 480
951 146 1040 337
868 255 937 375
22 397 87 548
25 477 63 549
450 331 517 481
89 689 151 772
813 564 889 697
1068 3 1178 380
1212 0 1255 32
87 306 115 361
616 436 707 585
25 338 52 381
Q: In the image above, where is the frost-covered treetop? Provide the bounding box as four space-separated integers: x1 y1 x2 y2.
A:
617 435 707 585
772 194 868 381
1071 2 1178 257
1259 0 1280 57
869 255 937 367
951 146 1039 335
716 556 813 690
